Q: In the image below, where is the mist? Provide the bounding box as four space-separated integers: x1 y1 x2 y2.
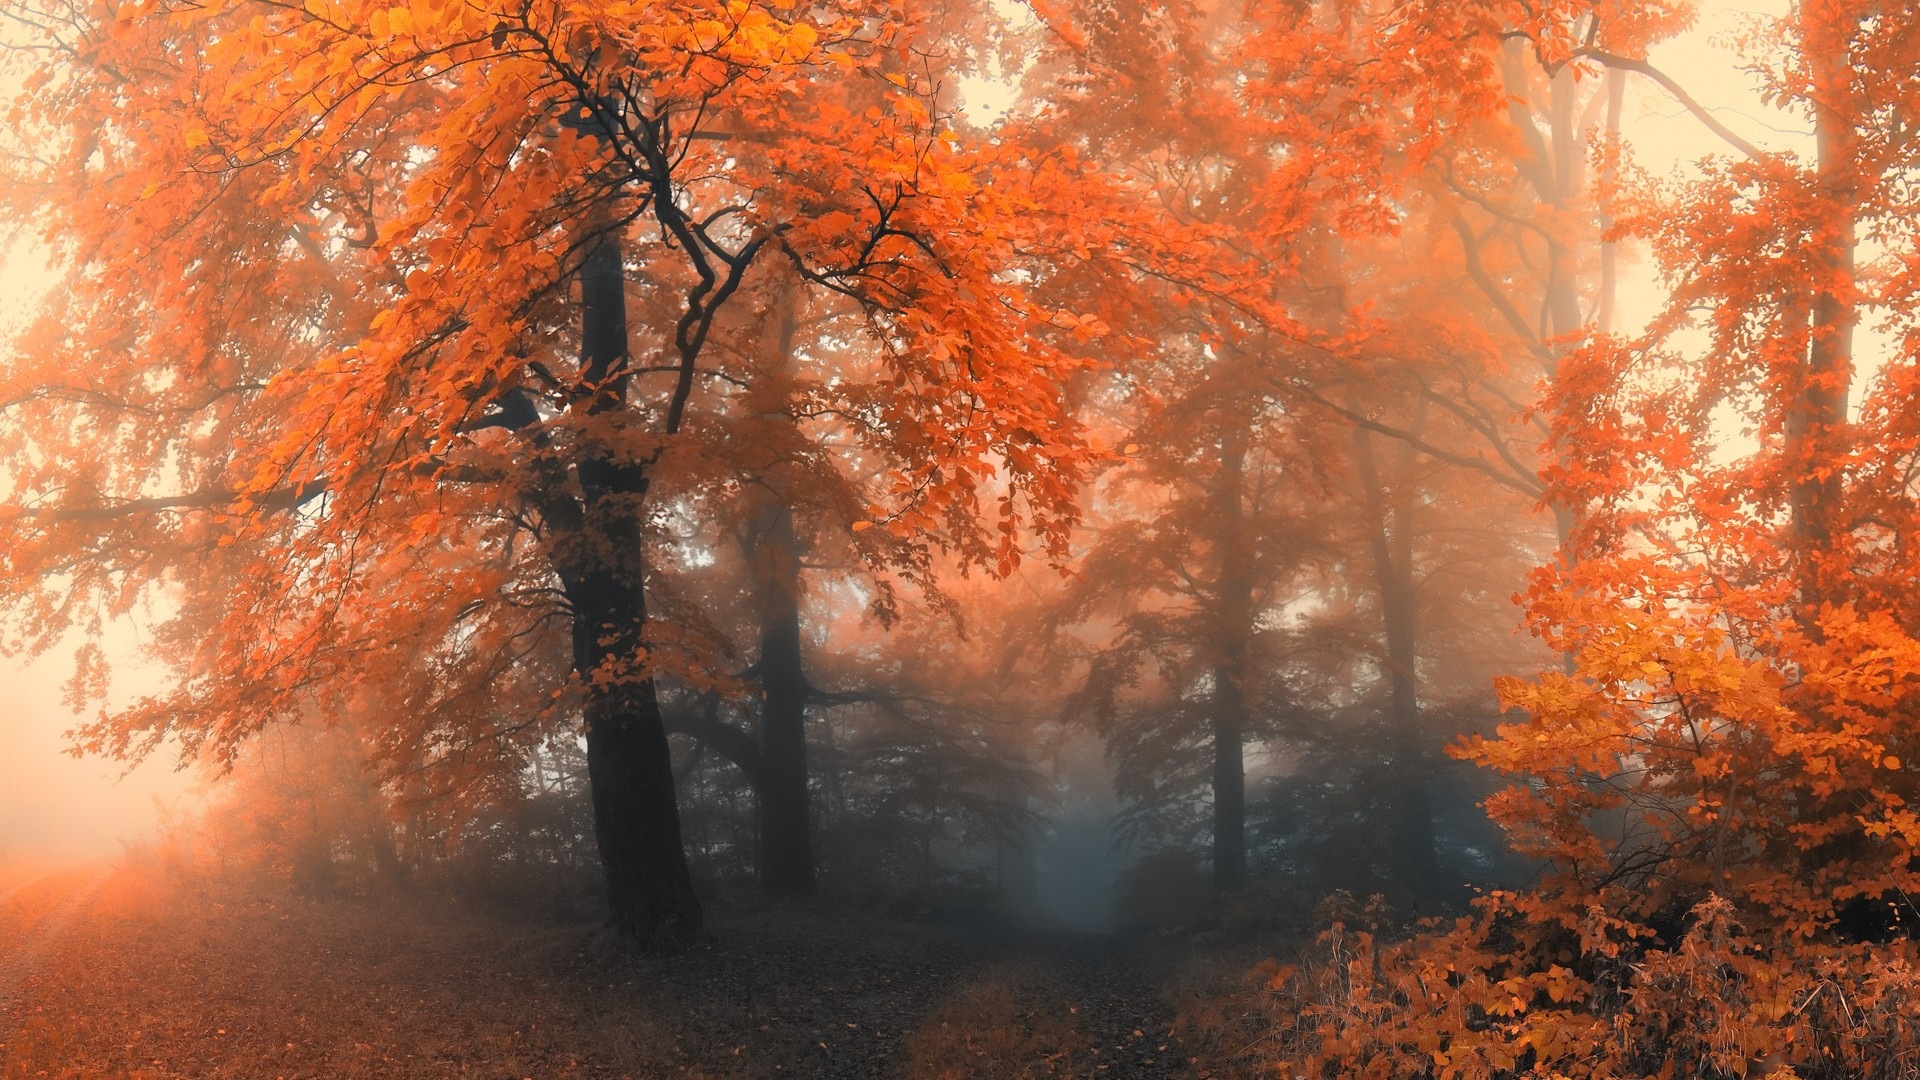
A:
1 650 196 859
7 0 1920 1076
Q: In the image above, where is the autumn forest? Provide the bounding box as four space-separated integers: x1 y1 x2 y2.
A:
2 0 1918 1075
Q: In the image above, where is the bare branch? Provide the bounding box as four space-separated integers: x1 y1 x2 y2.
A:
1579 49 1766 161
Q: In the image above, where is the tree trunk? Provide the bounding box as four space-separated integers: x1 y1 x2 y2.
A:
1211 661 1248 891
731 283 818 897
753 498 816 896
1354 424 1443 900
1789 15 1857 606
563 229 702 935
1211 434 1252 891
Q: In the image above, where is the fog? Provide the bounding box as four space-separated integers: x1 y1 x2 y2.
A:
2 244 194 862
0 649 197 860
6 1 1918 1076
0 0 1788 895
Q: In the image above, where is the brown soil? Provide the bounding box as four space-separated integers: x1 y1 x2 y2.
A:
0 859 1271 1079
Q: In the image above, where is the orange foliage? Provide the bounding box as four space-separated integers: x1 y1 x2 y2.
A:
1257 893 1920 1079
1258 0 1920 1075
1482 0 1920 942
0 0 1171 923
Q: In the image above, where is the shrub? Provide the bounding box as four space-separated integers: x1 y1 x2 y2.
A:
1247 892 1920 1079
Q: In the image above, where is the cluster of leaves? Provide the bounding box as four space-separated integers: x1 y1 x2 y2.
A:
1255 893 1920 1079
1243 0 1920 1074
1466 0 1920 949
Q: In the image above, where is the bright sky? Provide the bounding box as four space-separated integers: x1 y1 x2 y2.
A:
1613 1 1804 335
0 1 1804 857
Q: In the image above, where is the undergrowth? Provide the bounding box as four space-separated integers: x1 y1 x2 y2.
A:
1211 892 1920 1079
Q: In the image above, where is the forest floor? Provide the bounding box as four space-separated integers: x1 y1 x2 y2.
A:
0 854 1292 1079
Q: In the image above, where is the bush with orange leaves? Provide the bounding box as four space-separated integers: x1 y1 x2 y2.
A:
1248 510 1920 1079
1255 886 1920 1079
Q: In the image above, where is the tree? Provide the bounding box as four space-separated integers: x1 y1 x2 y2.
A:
1256 3 1920 1074
0 0 1128 935
1012 0 1589 899
1479 0 1920 937
1051 361 1349 891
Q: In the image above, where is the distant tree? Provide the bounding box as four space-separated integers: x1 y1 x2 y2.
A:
1053 377 1350 891
1015 0 1582 898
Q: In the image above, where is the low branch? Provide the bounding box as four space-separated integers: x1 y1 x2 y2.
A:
662 694 763 788
1290 385 1546 498
1416 379 1545 491
21 476 331 522
1449 215 1555 364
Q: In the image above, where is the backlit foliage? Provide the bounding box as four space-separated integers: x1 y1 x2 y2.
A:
1257 0 1920 1075
5 0 1920 1066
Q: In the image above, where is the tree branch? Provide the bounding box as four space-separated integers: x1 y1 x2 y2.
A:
1578 49 1766 161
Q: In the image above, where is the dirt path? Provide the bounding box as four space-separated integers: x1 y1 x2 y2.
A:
1043 935 1196 1075
0 855 64 906
0 862 110 1021
0 872 1268 1078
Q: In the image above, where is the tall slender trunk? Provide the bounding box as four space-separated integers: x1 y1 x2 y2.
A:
1354 422 1442 899
1211 434 1252 891
1789 17 1857 606
1210 659 1248 891
740 285 816 896
560 230 701 935
753 497 816 896
1597 67 1626 338
1499 43 1596 673
1542 64 1584 343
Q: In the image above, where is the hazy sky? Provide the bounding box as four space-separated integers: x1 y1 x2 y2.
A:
0 240 198 857
1 649 199 857
0 0 1802 858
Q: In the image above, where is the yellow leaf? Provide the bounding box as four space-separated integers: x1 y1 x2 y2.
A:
783 21 817 61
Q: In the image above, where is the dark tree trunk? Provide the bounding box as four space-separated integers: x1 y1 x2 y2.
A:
752 498 816 896
1211 661 1248 891
560 230 702 935
734 284 817 897
1354 425 1443 901
1211 435 1252 892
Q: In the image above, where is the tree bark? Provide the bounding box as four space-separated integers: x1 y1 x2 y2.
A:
1354 423 1443 900
1789 14 1857 606
561 230 702 935
1210 659 1248 891
752 496 816 896
1211 434 1251 891
725 282 819 897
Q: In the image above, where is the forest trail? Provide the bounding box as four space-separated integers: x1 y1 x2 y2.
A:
679 914 1214 1077
940 929 1204 1076
0 867 1269 1078
0 860 110 1019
